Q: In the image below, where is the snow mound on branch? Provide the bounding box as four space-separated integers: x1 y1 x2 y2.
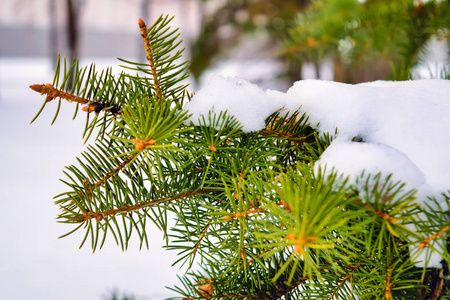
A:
286 79 450 194
184 75 450 267
184 75 282 132
315 139 426 188
186 75 449 193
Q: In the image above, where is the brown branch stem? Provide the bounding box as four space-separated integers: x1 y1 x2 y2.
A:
80 189 204 222
79 154 136 203
192 220 212 255
95 154 136 186
138 18 163 101
418 225 450 249
354 200 397 224
326 263 360 300
29 83 121 114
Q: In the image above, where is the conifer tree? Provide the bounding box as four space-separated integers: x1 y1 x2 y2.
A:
30 16 449 299
283 0 450 82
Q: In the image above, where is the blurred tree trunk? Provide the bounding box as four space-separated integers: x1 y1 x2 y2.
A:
66 0 81 89
49 0 58 65
66 0 80 61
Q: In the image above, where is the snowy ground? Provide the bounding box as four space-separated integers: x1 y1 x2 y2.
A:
0 57 183 300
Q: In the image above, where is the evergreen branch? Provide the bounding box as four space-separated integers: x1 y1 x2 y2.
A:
182 294 258 300
354 199 398 224
139 18 163 101
418 225 450 249
62 140 137 204
326 263 361 300
192 220 212 255
29 55 137 141
244 247 272 267
260 111 314 147
120 15 191 104
222 207 266 220
222 201 289 221
259 126 310 145
29 14 450 299
29 83 121 115
385 268 393 300
78 190 204 222
53 138 199 249
81 154 137 199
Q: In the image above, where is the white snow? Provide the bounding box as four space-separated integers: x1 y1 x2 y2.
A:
316 140 426 188
185 74 282 131
288 80 450 194
185 75 450 268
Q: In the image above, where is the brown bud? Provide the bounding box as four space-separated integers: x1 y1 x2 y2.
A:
198 280 213 297
135 141 146 151
138 18 146 30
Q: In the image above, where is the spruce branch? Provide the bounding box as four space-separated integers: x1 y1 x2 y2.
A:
120 15 190 104
139 18 163 102
29 14 449 299
325 262 361 300
259 111 314 146
78 189 204 223
418 226 450 249
29 83 121 115
93 154 136 187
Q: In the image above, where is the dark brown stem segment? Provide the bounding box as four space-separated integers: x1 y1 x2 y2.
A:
138 18 163 101
29 83 121 114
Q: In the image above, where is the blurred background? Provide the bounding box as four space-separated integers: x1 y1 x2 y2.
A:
0 1 449 300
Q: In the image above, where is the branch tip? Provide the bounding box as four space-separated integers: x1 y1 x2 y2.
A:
29 84 45 93
138 18 146 30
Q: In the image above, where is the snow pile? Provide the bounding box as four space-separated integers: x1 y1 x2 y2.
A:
287 79 450 193
185 74 450 267
185 75 282 131
317 140 426 188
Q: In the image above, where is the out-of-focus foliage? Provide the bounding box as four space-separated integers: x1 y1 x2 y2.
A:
102 288 135 300
190 0 310 83
192 0 450 84
283 0 450 82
